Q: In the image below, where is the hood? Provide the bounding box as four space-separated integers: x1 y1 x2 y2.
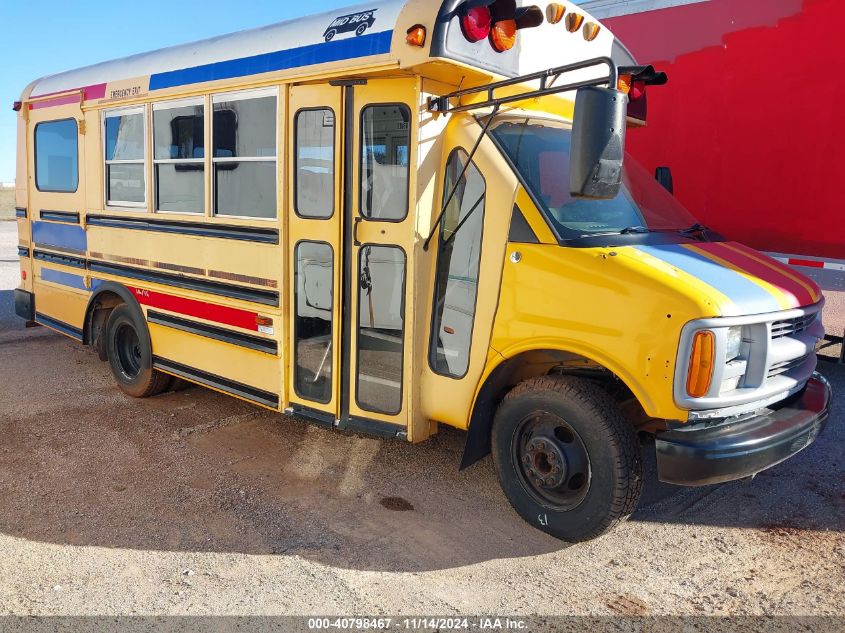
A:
624 240 821 317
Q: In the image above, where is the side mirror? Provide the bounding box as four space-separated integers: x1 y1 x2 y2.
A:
655 166 674 194
570 86 628 200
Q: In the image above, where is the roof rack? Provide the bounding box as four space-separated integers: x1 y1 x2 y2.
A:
427 57 619 115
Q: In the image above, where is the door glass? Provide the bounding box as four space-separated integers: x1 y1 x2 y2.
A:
360 105 410 221
294 241 334 404
430 149 486 378
356 245 406 414
295 108 336 218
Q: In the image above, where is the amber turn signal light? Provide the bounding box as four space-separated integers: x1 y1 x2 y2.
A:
686 330 715 398
406 25 427 47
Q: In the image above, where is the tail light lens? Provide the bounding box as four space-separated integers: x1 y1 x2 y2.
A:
686 331 716 398
461 6 493 42
490 18 517 52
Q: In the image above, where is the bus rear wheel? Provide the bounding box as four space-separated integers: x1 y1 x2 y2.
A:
491 376 643 542
106 304 170 398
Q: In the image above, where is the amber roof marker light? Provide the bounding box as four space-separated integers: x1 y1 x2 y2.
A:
583 21 601 41
406 24 427 47
565 12 584 32
546 3 565 24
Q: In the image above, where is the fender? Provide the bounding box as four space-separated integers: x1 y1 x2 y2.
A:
460 341 672 470
83 281 153 371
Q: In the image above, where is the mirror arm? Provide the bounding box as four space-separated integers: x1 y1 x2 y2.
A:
423 106 500 252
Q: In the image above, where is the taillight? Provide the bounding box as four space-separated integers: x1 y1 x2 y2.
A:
490 18 517 52
686 331 715 398
461 5 493 42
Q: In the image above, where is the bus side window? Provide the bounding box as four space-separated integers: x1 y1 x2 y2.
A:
104 107 146 207
295 108 335 219
360 104 410 221
212 89 278 219
35 119 79 193
429 149 486 378
153 99 205 214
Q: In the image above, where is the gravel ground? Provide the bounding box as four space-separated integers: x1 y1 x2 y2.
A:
0 222 843 618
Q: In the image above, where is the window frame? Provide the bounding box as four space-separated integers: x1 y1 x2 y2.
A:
103 105 147 209
293 106 337 220
428 147 487 380
210 86 279 221
358 102 412 223
152 96 207 215
34 118 79 194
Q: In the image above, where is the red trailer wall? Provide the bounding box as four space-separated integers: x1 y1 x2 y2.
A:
605 0 845 259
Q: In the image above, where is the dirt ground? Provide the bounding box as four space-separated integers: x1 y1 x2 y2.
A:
0 221 843 618
0 188 15 220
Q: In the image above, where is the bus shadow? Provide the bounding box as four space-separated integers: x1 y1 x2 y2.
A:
0 327 842 572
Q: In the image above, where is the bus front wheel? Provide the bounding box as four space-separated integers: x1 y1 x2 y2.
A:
491 376 643 542
105 304 171 398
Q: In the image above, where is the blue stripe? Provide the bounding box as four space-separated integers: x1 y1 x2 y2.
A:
41 268 89 292
150 30 394 91
636 244 781 315
32 221 87 253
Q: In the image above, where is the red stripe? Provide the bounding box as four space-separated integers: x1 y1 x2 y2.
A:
729 242 822 301
128 286 259 332
29 83 107 110
789 258 825 269
692 242 814 308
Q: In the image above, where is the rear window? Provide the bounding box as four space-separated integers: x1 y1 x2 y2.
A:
35 119 79 193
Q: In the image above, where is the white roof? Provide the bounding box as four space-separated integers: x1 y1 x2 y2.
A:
29 0 405 97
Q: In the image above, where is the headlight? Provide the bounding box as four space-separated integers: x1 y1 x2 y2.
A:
725 326 743 362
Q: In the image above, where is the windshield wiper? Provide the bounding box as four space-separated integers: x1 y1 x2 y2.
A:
679 223 710 235
619 226 651 234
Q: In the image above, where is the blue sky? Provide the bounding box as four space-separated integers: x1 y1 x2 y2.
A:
0 0 584 182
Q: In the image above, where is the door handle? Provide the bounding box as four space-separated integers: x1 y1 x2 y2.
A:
353 217 363 247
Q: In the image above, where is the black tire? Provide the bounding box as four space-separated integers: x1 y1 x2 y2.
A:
325 30 336 42
355 24 368 36
491 376 642 542
105 304 170 398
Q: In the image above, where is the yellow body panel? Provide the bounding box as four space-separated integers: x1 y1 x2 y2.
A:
149 322 281 397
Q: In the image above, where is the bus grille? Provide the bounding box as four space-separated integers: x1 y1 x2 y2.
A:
768 354 811 379
771 314 816 339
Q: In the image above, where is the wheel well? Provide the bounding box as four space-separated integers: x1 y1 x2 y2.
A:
84 291 125 359
460 349 648 470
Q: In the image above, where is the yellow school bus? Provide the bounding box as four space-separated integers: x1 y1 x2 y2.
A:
13 0 831 541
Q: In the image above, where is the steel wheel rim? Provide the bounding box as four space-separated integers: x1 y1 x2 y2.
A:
115 323 142 380
513 411 592 510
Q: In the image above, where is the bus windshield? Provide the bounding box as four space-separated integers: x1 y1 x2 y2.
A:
488 116 699 241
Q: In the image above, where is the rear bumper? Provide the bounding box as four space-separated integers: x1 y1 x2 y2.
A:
656 374 831 486
14 289 34 321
